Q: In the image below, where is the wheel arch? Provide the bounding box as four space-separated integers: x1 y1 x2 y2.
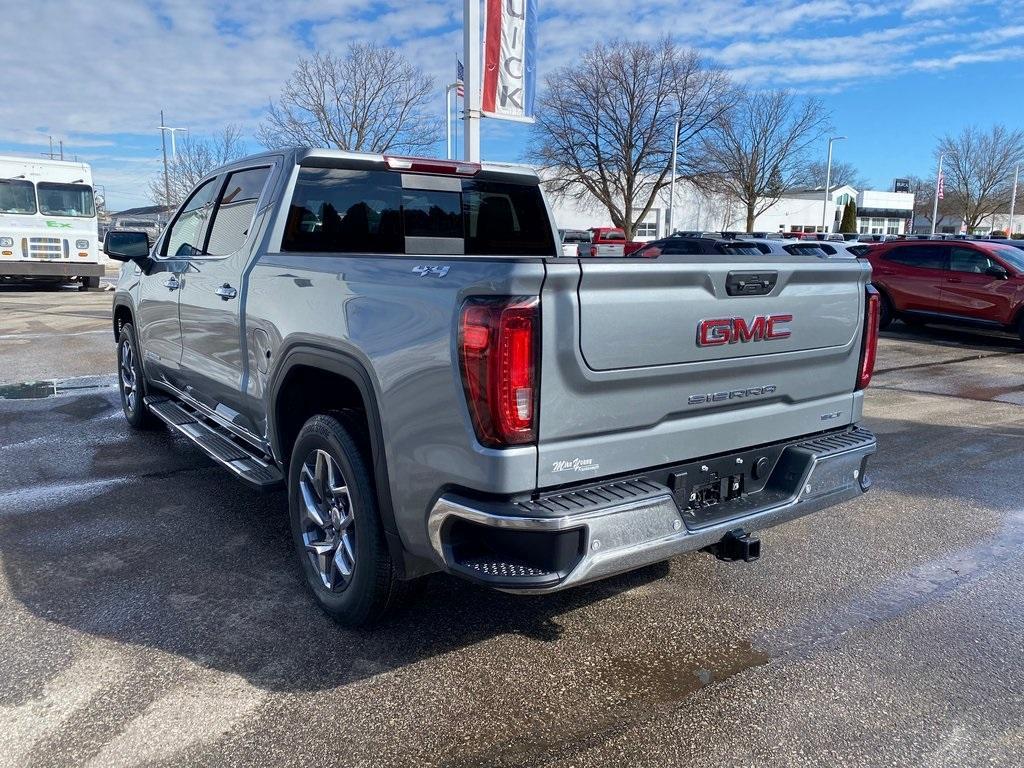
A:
112 298 135 341
267 344 430 579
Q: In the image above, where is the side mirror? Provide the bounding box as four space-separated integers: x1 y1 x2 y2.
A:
104 231 151 265
985 264 1009 279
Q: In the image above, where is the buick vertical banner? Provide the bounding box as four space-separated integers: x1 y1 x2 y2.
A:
482 0 537 122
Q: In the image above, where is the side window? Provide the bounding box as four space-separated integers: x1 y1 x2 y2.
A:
282 168 402 253
950 247 995 274
162 178 219 258
885 245 947 269
205 167 271 256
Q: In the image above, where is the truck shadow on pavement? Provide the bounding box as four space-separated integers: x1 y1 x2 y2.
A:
2 388 1023 695
0 391 670 693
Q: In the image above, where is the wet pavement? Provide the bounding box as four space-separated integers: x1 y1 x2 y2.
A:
0 298 1023 767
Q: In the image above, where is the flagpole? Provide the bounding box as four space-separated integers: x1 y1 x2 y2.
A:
446 85 453 160
463 0 481 162
931 153 943 237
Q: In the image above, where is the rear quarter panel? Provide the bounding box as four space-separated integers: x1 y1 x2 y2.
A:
243 254 547 559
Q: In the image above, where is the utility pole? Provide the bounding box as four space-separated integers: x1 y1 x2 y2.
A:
667 115 680 236
1009 163 1019 236
822 136 846 232
463 0 481 162
159 109 171 209
930 153 943 237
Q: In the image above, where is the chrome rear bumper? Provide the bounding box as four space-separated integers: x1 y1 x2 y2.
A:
427 426 876 593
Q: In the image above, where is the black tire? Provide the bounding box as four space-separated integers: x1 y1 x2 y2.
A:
877 290 894 330
79 276 101 291
116 323 161 429
1017 314 1024 345
288 413 416 626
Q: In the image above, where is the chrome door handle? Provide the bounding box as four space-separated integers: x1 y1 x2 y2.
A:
215 283 238 300
163 276 180 291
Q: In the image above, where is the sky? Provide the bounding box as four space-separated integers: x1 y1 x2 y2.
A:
2 0 1023 211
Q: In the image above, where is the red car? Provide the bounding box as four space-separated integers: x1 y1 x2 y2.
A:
866 239 1024 341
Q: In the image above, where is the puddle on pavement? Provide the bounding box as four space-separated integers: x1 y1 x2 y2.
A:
603 640 771 703
0 380 108 400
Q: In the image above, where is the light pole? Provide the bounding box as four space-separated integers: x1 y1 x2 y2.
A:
1009 163 1019 236
667 115 680 236
158 122 188 161
822 136 846 233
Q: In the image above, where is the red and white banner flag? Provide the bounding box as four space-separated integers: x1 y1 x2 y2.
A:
937 171 944 200
482 0 538 122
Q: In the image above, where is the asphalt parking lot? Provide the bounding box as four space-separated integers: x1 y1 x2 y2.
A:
1 284 1023 767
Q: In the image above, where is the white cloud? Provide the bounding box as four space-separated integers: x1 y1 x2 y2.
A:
2 0 1016 208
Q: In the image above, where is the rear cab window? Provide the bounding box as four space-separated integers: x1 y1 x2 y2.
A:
282 166 555 256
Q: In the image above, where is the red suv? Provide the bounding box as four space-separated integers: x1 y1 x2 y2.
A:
867 239 1024 342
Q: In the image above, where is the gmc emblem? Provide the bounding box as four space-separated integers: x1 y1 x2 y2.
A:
697 314 793 346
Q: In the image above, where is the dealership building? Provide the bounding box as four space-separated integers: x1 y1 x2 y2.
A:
547 179 917 240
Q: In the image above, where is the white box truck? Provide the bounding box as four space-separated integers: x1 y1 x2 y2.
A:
0 155 102 289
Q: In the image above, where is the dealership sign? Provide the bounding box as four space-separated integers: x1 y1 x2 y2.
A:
482 0 537 122
893 178 911 193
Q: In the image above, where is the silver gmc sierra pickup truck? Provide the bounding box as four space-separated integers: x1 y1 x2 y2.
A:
106 149 879 625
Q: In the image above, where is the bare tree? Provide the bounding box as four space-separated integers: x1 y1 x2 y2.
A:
702 90 831 232
529 39 735 239
904 174 957 231
799 159 865 190
149 125 246 207
937 124 1024 232
257 45 439 154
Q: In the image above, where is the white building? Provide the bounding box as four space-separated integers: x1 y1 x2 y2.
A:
545 179 916 239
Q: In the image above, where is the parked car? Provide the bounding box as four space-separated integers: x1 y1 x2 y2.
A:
107 148 879 625
558 228 590 258
867 239 1024 340
580 226 645 257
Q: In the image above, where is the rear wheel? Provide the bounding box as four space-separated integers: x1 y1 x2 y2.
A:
288 413 416 626
877 291 894 330
79 276 101 291
117 323 160 430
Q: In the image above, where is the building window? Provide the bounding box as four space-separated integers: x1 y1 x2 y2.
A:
635 220 658 238
859 225 868 234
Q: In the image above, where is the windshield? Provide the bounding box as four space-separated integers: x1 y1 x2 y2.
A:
989 243 1024 272
0 179 36 214
37 182 95 217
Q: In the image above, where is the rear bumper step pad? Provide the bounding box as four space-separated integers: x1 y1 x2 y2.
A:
428 426 876 592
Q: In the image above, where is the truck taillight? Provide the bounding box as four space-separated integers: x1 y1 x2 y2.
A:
459 297 539 447
857 286 880 390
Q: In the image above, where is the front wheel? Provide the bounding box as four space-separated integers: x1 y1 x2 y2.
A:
117 323 160 429
288 413 416 626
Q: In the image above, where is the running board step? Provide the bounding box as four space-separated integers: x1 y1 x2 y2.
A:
145 396 284 490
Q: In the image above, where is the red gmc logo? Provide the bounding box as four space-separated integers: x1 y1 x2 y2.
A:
697 315 793 346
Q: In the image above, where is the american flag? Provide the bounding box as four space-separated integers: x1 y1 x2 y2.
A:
937 170 945 200
456 59 465 98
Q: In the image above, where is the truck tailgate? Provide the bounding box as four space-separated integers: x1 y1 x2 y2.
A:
536 256 871 488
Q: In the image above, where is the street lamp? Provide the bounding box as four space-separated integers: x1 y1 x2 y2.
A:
822 136 847 233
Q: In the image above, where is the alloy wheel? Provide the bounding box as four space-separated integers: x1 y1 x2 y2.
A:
299 448 356 591
120 339 137 412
